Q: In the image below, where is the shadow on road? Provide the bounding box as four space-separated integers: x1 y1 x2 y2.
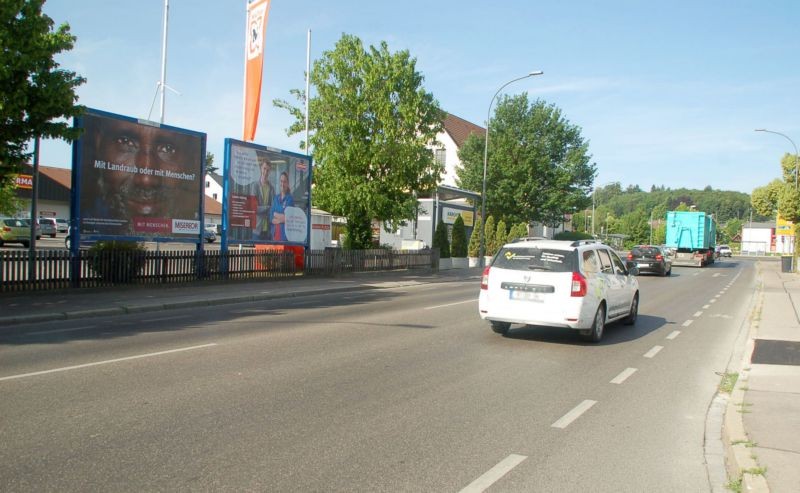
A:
500 314 669 346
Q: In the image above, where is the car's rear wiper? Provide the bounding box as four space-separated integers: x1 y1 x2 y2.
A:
527 264 552 271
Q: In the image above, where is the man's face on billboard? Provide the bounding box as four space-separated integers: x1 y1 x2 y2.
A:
93 119 199 218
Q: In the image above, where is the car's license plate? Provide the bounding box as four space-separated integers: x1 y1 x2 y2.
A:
637 262 648 268
510 290 543 302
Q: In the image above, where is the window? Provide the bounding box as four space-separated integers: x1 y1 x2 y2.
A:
212 193 218 200
492 247 577 273
434 148 446 167
582 250 600 274
610 250 627 275
597 248 614 273
206 180 210 188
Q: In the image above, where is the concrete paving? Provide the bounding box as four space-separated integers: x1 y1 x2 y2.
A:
724 259 800 493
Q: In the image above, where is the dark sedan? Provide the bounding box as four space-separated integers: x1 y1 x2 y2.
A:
627 245 672 276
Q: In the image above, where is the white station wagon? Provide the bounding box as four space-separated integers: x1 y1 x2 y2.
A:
478 238 640 342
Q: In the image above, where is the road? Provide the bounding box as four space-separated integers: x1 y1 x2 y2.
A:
0 259 755 492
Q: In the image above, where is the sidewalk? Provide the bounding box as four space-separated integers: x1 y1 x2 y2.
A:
0 267 485 326
724 260 800 493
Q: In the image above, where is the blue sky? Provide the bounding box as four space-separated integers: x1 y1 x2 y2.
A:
40 0 799 194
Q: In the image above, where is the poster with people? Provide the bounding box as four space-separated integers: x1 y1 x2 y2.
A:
223 139 311 246
74 109 206 240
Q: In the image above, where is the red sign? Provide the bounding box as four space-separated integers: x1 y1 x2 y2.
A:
312 223 330 230
133 217 171 234
15 175 33 189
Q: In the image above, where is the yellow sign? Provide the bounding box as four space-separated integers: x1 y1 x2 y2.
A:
776 214 795 236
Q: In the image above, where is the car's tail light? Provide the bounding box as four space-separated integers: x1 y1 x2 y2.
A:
571 271 587 297
627 253 633 260
480 266 491 290
655 254 663 260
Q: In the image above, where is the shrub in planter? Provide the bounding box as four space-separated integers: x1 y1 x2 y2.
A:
88 241 147 283
451 215 467 258
432 219 450 259
468 216 483 258
483 216 496 256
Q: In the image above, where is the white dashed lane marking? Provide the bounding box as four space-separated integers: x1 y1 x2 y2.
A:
459 454 528 493
682 320 694 327
666 331 681 340
551 400 597 429
610 368 637 384
644 346 663 358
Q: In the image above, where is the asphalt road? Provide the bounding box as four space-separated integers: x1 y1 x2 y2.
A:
0 259 755 492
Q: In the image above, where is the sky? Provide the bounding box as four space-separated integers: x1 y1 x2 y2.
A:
39 0 799 195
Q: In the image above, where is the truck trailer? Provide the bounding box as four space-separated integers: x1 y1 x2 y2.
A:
665 211 716 267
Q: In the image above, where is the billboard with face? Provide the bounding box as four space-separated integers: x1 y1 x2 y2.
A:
223 139 311 246
74 109 205 240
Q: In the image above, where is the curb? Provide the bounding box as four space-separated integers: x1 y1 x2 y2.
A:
722 271 770 492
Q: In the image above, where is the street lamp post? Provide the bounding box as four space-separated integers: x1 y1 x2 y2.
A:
756 128 800 264
479 71 544 267
755 129 799 189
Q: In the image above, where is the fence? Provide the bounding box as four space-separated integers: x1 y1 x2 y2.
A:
0 248 437 293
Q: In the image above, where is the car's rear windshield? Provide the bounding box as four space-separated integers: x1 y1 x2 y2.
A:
631 246 661 256
492 247 577 272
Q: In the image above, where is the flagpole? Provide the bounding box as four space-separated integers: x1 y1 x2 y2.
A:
159 0 169 123
242 0 249 140
305 29 311 152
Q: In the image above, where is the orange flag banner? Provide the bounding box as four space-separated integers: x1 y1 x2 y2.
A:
243 0 271 141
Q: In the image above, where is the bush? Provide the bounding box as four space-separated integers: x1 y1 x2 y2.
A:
491 219 507 254
432 219 450 258
451 215 467 257
483 216 496 256
88 241 147 283
468 216 483 257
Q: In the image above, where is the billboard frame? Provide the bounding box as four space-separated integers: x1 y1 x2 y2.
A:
70 107 207 252
221 138 312 253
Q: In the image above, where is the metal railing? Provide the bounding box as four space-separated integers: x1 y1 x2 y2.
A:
0 248 437 293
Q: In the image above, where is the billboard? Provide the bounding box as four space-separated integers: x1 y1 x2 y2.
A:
74 109 206 241
223 139 311 246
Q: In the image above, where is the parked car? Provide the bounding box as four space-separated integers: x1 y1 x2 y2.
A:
716 244 732 258
478 238 640 342
628 245 672 276
0 217 32 247
37 217 58 238
204 228 217 243
55 218 69 233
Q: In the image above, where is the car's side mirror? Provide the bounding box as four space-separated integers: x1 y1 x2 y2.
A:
625 260 639 276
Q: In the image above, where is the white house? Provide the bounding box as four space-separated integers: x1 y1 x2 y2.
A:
204 172 223 202
741 222 774 254
435 113 485 187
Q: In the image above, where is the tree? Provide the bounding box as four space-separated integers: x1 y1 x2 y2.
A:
205 152 218 174
450 215 467 257
751 179 783 217
483 215 496 256
274 34 443 249
456 95 594 226
432 219 450 259
0 0 85 213
491 219 507 254
468 215 482 258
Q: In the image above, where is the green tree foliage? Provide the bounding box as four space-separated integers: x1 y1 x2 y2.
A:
483 215 496 256
274 34 443 249
455 94 595 226
450 215 467 257
751 179 783 217
491 219 507 254
468 215 482 257
720 218 742 243
0 0 85 213
205 152 218 174
432 219 450 259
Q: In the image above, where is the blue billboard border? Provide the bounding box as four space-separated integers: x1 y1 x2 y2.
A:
221 138 313 255
70 107 208 251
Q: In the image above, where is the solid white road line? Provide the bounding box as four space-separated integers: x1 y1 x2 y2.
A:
693 311 703 317
459 454 528 493
0 343 218 382
610 368 637 384
666 330 681 340
644 346 663 358
26 325 97 336
424 299 477 310
551 400 597 429
682 320 694 327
